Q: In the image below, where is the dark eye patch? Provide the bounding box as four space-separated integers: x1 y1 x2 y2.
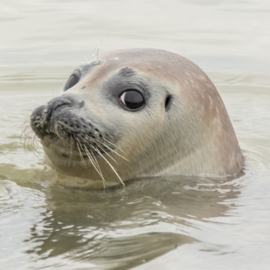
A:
64 74 80 91
165 95 172 112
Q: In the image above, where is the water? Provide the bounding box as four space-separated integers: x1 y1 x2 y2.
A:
0 0 270 269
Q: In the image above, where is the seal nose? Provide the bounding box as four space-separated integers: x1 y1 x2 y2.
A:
31 94 85 139
46 96 77 122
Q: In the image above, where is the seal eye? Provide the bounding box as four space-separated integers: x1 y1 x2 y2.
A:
64 74 79 91
119 90 145 110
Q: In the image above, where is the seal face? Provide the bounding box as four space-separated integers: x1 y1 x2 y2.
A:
30 49 244 188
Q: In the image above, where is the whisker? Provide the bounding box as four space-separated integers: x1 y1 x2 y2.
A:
82 139 106 179
31 133 40 158
21 124 40 156
103 138 127 155
84 134 128 162
96 141 118 164
78 141 106 184
68 136 73 168
22 129 29 153
96 39 103 62
91 145 125 187
89 147 104 176
21 125 31 151
83 145 106 188
82 143 101 174
33 134 38 149
75 141 87 168
84 55 90 65
97 140 128 162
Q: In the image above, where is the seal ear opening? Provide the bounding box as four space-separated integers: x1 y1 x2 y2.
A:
165 95 172 112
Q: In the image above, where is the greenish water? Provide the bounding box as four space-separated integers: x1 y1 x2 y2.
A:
0 0 270 269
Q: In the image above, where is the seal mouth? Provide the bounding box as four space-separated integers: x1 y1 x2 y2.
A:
40 131 110 161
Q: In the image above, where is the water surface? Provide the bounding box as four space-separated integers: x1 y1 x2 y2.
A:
0 0 270 269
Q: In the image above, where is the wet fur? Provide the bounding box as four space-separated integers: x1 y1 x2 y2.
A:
30 49 244 188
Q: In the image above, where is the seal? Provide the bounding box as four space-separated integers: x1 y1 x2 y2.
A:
30 48 244 188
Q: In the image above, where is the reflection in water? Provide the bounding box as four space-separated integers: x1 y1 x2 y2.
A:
24 176 241 269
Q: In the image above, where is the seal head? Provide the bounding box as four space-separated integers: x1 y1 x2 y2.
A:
30 49 244 188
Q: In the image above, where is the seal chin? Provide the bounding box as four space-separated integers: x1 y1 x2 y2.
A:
41 134 81 161
41 132 103 163
41 138 112 184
